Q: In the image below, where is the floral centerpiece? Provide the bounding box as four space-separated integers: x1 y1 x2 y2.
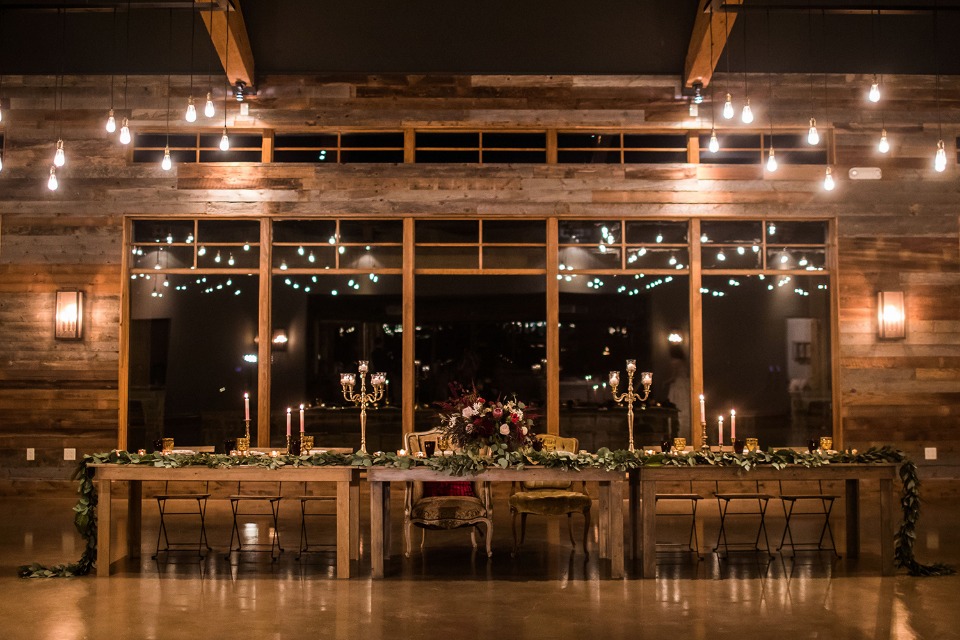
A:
436 384 537 452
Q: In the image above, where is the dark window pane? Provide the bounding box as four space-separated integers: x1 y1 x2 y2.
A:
483 132 546 148
768 133 806 148
624 151 687 163
133 220 196 244
623 134 687 149
273 220 338 244
339 220 404 244
134 133 173 148
340 149 404 163
416 132 480 147
340 132 404 148
199 150 262 162
197 220 260 244
415 150 480 163
700 221 763 245
559 220 620 245
274 133 339 148
624 221 688 245
702 246 762 269
274 149 335 163
558 150 620 164
197 246 259 269
483 150 546 163
132 149 164 163
483 220 546 244
700 134 762 149
482 247 545 269
625 247 689 270
416 220 479 244
416 247 479 269
769 221 828 244
558 246 621 270
132 245 195 270
340 245 403 270
274 246 336 270
701 150 761 164
557 133 619 148
777 149 829 165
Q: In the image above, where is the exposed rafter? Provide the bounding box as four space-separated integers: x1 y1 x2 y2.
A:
683 0 742 89
200 0 254 88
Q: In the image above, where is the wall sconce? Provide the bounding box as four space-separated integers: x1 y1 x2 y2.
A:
877 291 905 340
55 290 84 340
271 328 289 351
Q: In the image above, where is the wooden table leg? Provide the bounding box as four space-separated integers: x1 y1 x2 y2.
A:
336 481 352 579
641 476 657 578
97 477 112 577
628 470 639 562
598 481 610 559
879 477 894 576
608 479 624 579
845 479 860 559
349 476 360 561
370 481 384 579
383 483 391 559
127 481 142 560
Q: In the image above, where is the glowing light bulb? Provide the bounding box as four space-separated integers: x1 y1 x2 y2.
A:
119 118 131 145
717 249 726 261
105 109 116 133
280 260 288 270
708 129 719 153
934 140 947 173
185 96 197 123
807 118 819 145
0 105 3 123
823 166 835 191
868 78 881 103
297 246 305 256
766 146 778 172
204 92 215 118
47 166 58 191
878 129 890 154
198 245 206 256
219 129 230 151
0 154 3 172
308 251 315 263
668 255 677 266
214 251 221 263
227 253 235 266
740 99 754 124
161 146 172 171
722 93 734 119
53 139 66 167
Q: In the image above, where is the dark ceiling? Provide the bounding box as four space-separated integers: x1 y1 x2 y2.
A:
0 1 959 79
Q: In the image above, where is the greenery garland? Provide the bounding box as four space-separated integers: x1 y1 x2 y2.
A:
18 445 953 578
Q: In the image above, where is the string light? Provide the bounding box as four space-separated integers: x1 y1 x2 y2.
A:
868 77 881 103
119 117 131 145
807 118 819 145
53 139 65 167
766 145 778 172
823 166 835 191
741 99 753 124
708 130 720 153
723 93 734 120
106 109 116 133
934 140 947 173
204 92 215 118
47 166 59 191
161 147 172 171
878 129 890 154
185 97 197 123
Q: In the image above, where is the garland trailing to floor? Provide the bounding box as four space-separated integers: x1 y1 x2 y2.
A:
17 445 953 578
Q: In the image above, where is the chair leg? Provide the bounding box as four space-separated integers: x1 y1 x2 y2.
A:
520 513 528 546
403 520 412 558
511 508 520 555
153 498 166 559
270 499 283 560
198 498 211 552
714 498 730 555
778 499 796 555
567 513 576 546
470 526 478 549
820 498 841 558
297 500 307 560
582 506 591 554
485 520 493 558
690 500 702 560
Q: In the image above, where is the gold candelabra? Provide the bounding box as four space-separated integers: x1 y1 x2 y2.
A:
608 360 653 453
340 361 386 455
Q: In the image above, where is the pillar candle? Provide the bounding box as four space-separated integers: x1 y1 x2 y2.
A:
699 394 706 422
244 392 250 421
286 408 292 437
299 404 305 434
730 410 736 442
718 415 724 446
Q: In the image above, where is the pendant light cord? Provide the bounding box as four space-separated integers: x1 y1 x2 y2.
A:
223 3 230 127
109 7 116 109
166 9 172 146
123 0 131 111
709 5 715 129
57 7 66 140
821 9 828 124
767 9 774 145
933 1 942 139
188 0 195 97
740 5 748 98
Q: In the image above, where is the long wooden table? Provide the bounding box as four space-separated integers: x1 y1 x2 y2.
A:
630 463 899 578
90 464 361 578
367 466 626 579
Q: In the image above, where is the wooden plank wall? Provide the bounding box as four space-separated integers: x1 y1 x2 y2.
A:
0 72 956 482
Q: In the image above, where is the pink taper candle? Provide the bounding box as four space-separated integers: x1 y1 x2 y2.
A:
699 394 706 423
299 404 305 434
730 410 736 442
718 415 724 446
286 408 292 437
244 392 250 421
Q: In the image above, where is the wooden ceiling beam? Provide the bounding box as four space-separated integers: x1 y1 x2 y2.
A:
683 0 742 89
200 0 255 88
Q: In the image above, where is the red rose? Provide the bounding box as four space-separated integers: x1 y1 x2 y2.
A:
511 414 520 424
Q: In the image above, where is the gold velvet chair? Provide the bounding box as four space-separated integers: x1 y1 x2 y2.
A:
402 428 494 558
508 434 591 554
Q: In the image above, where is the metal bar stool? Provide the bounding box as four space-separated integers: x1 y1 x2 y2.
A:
296 482 337 560
777 480 841 557
714 480 775 558
655 481 703 560
152 480 212 558
226 481 284 561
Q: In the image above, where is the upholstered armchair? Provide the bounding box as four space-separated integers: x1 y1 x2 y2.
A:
509 434 591 554
402 428 494 558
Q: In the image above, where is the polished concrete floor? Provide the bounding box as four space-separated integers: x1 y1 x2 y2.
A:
2 482 959 639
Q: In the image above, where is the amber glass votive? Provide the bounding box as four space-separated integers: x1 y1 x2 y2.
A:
673 437 687 452
819 436 833 452
745 437 759 453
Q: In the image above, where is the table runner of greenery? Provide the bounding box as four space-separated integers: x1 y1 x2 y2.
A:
18 445 953 578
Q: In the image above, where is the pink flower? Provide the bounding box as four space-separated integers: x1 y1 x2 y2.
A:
521 426 528 435
499 424 510 436
492 407 503 418
462 407 475 418
477 397 485 404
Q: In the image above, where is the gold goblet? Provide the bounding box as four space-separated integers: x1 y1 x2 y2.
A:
819 436 833 452
745 437 759 453
673 437 687 453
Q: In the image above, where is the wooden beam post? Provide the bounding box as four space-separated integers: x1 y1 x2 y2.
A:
683 0 742 89
402 218 416 434
201 0 255 88
257 218 272 448
546 217 560 435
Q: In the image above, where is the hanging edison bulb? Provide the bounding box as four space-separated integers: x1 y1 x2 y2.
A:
722 93 734 120
878 129 890 154
185 96 197 123
119 117 132 145
740 99 754 124
807 118 820 145
105 108 117 133
47 166 59 191
214 250 222 263
204 92 215 118
53 139 66 167
823 166 836 191
934 139 947 173
766 146 778 172
868 77 881 103
708 129 720 153
219 128 230 151
0 153 3 173
161 146 172 171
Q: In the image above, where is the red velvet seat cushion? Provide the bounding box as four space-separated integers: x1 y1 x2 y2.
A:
422 482 476 498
